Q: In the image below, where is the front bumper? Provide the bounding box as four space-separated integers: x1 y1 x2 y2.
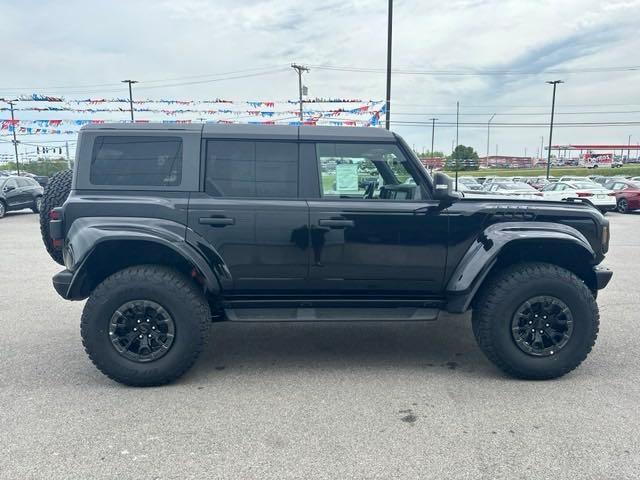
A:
52 269 73 299
594 265 613 289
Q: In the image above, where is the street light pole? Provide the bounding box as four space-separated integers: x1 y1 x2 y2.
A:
545 80 563 179
455 101 459 148
628 134 632 163
429 118 437 159
291 64 309 122
7 100 20 175
384 0 393 130
121 80 138 122
486 113 495 165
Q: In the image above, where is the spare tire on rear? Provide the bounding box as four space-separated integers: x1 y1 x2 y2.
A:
39 169 72 265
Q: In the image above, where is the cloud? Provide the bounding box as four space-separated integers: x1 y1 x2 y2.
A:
2 0 640 155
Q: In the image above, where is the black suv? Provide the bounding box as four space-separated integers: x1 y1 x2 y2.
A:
42 124 612 386
0 175 44 218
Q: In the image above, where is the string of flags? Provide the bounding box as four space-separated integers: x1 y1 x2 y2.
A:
12 94 377 105
1 95 386 136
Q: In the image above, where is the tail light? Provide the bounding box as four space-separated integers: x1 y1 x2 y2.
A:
608 192 616 196
576 191 593 197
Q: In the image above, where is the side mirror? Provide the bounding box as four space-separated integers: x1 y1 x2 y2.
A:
432 172 459 202
4 185 15 193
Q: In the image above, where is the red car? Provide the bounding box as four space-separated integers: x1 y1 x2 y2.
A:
607 179 640 213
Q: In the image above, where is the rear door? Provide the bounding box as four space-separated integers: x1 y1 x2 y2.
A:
305 141 448 294
188 135 309 292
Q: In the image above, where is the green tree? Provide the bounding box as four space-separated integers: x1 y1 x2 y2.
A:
446 145 480 171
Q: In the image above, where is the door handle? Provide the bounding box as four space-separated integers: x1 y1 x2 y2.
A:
318 219 354 228
199 216 235 227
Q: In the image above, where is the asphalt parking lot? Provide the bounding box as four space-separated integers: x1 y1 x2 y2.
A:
1 211 639 479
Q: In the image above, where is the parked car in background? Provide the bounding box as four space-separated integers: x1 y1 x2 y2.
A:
483 181 543 199
456 176 483 191
606 179 640 213
0 175 44 218
559 176 592 182
22 172 49 187
523 176 552 190
541 181 616 213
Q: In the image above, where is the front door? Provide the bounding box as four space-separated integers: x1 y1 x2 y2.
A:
188 139 309 292
2 178 21 208
307 142 448 294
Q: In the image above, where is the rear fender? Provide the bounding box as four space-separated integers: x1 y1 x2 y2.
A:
445 222 595 313
62 217 225 299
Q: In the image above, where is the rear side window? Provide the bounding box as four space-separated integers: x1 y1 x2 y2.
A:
205 140 298 197
90 136 183 186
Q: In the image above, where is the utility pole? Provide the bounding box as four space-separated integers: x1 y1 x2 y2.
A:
455 101 459 148
540 136 544 163
545 80 563 179
291 64 309 122
384 0 393 130
628 134 632 163
429 118 437 159
7 100 20 175
486 113 495 164
121 79 138 122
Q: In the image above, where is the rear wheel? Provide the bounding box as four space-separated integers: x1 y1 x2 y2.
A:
472 262 599 380
81 265 210 386
32 196 43 213
617 198 629 214
39 169 72 264
0 200 5 219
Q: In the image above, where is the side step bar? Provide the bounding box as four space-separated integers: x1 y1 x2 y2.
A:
224 307 440 322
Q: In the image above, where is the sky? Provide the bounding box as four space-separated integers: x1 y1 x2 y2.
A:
2 0 640 159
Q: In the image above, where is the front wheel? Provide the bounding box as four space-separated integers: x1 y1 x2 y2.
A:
472 262 599 380
81 265 211 386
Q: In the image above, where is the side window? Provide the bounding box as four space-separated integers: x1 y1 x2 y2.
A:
205 140 298 198
316 142 420 200
16 178 30 188
3 178 17 190
90 136 183 186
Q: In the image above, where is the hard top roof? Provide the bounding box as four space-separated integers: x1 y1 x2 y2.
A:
80 123 396 141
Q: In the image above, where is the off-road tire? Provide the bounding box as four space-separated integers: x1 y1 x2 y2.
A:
81 265 210 387
472 262 599 380
39 169 72 264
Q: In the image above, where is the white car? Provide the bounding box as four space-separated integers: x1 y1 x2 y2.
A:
483 181 543 199
540 181 616 213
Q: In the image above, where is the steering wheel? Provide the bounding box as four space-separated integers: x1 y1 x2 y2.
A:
363 181 376 199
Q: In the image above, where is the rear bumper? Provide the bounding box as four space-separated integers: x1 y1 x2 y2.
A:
52 269 73 299
594 266 613 289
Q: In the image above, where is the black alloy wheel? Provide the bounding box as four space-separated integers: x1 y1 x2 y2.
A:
511 296 574 357
108 300 176 362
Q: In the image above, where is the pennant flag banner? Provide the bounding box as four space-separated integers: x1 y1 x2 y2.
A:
1 96 385 136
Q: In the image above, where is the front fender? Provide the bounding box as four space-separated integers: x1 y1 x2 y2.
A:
445 222 596 313
62 217 223 299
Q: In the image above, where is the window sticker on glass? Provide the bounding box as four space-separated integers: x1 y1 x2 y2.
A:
335 163 359 193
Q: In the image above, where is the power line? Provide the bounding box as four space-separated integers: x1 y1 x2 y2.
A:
0 65 288 91
309 64 640 76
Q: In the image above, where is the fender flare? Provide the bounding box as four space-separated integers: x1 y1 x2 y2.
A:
445 221 596 313
62 217 228 299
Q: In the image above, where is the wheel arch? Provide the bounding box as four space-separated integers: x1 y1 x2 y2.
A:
446 222 597 313
62 218 225 300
